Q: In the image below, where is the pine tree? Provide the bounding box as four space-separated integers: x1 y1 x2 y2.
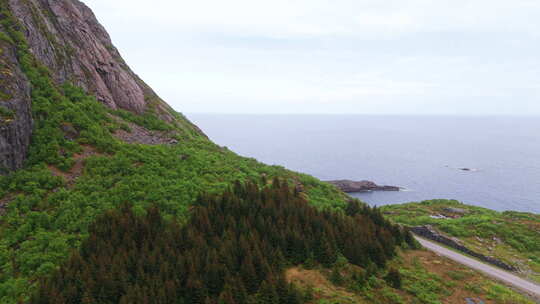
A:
329 266 344 286
284 283 302 304
315 235 337 267
345 200 361 216
241 256 259 293
303 252 316 270
257 280 279 304
218 289 236 304
186 278 207 304
384 268 402 289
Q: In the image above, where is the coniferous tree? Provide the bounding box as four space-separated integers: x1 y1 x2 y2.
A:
384 268 402 289
257 280 279 304
218 289 236 304
330 266 344 286
30 179 408 304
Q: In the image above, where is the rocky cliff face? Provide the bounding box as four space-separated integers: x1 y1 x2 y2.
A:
0 0 202 172
8 0 176 118
0 26 33 172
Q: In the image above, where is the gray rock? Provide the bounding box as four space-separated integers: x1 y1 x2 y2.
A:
0 31 33 173
0 194 15 216
179 154 190 161
8 0 169 119
1 0 205 172
61 123 79 140
113 120 177 146
465 298 484 304
327 180 400 193
430 214 450 219
443 207 468 214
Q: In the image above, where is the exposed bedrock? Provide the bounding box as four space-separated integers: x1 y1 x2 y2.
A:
327 179 400 193
0 28 33 172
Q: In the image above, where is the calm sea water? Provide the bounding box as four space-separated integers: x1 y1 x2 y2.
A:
188 114 540 213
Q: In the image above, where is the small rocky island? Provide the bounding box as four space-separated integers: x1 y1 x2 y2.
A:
327 180 400 193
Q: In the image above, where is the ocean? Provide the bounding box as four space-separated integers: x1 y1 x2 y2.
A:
188 114 540 213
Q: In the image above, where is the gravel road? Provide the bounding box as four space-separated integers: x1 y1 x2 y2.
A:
415 236 540 300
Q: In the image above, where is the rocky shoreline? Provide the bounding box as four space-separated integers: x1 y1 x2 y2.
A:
327 180 400 193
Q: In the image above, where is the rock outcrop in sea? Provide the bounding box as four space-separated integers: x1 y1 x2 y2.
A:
327 179 400 193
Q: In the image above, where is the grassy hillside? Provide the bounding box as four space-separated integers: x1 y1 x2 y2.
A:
0 5 347 302
0 80 346 302
381 199 540 284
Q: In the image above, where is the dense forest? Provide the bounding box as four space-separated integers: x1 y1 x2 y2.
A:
30 179 414 303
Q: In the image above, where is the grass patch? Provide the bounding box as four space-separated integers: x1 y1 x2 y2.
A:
0 31 13 44
0 105 14 120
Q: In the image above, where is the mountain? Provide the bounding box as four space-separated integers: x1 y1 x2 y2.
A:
0 0 351 301
1 0 201 172
0 1 536 304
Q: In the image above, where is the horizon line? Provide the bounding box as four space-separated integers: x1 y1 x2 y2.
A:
185 112 540 117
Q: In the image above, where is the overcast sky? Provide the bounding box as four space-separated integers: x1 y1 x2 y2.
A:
85 0 540 115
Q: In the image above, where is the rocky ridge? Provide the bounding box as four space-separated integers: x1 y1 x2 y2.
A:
0 0 202 172
8 0 170 117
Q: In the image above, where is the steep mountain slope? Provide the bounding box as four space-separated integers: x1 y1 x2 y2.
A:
9 0 186 120
1 0 202 171
0 22 32 172
0 1 349 301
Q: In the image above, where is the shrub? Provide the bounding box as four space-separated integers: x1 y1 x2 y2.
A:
384 268 402 289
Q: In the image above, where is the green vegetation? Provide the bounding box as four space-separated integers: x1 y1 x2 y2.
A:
0 123 346 302
0 105 14 120
30 181 409 303
0 31 13 44
0 28 14 101
0 3 347 302
0 91 11 101
1 1 537 303
290 249 535 304
110 108 174 132
381 199 540 283
399 259 453 303
384 268 402 289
